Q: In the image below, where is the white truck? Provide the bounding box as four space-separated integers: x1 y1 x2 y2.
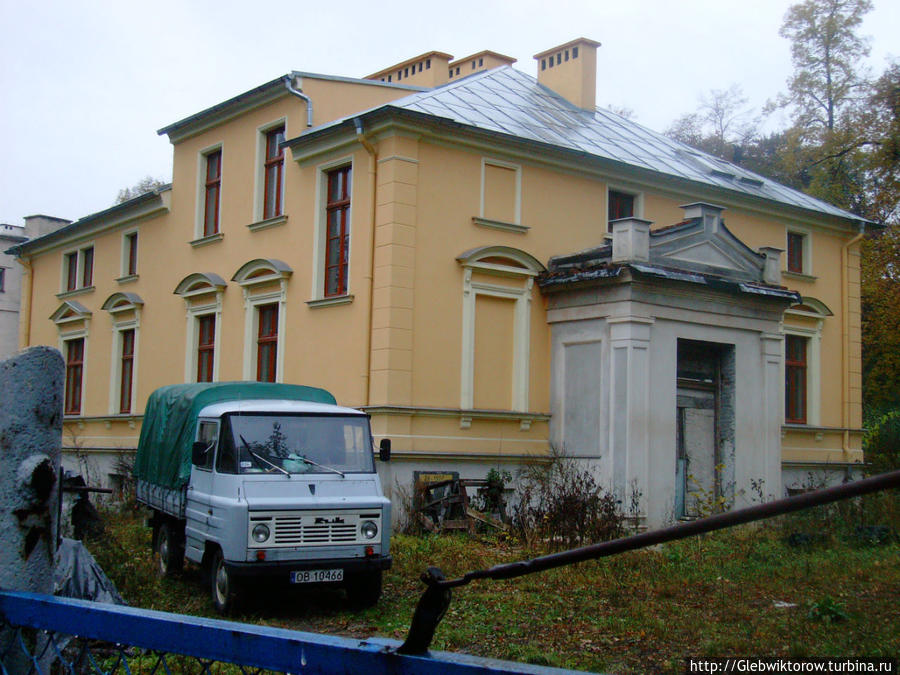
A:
133 382 392 613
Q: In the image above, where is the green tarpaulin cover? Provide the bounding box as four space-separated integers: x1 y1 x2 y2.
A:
133 382 336 490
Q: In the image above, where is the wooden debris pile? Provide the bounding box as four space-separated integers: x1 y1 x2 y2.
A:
413 471 507 534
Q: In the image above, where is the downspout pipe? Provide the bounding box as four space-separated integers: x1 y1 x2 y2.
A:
16 255 33 349
354 117 378 406
283 74 313 128
841 221 866 455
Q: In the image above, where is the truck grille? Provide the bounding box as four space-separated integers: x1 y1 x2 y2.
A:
248 510 381 548
274 517 357 544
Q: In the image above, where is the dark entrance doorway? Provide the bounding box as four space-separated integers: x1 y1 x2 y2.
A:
675 339 735 518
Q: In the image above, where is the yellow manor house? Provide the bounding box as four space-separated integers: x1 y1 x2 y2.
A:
9 39 866 527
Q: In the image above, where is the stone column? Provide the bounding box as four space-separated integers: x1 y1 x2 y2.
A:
607 317 653 511
760 333 784 499
0 346 64 672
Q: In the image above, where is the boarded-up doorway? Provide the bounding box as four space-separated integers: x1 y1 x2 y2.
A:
675 339 735 518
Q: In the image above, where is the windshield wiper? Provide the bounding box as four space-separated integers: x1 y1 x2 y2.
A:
297 455 345 478
240 435 290 477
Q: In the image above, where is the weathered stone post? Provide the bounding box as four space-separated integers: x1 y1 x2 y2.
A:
0 346 64 670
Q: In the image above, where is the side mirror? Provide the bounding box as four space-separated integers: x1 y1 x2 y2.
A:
192 441 208 466
378 438 391 462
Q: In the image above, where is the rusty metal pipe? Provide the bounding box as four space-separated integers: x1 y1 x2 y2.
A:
399 470 899 654
438 469 900 589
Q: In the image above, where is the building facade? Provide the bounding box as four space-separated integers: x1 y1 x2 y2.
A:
8 39 865 526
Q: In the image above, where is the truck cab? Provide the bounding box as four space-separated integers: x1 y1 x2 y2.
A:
187 400 391 611
134 383 391 614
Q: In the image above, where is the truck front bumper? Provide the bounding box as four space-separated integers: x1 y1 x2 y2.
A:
225 554 392 579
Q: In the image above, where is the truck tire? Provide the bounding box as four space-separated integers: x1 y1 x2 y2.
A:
210 548 238 614
156 522 183 576
345 569 382 608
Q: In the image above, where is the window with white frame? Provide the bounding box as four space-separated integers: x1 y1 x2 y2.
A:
783 323 822 426
457 246 545 412
196 313 216 383
101 292 142 415
232 259 292 382
51 301 91 415
64 337 85 415
480 158 521 225
311 158 353 302
174 272 226 383
257 122 286 222
785 228 812 275
195 144 223 240
121 230 138 278
61 244 95 293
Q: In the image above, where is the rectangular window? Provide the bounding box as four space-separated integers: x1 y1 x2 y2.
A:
608 190 635 232
263 126 285 220
482 161 519 224
785 335 807 424
119 329 135 414
125 232 138 276
197 314 216 383
325 166 351 297
65 252 78 291
0 267 5 293
204 149 222 236
65 338 84 415
63 247 94 292
81 247 93 287
256 303 278 382
787 231 805 273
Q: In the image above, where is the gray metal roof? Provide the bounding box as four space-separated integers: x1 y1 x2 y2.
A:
309 67 859 224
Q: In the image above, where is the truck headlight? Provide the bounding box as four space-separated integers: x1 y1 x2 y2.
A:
252 524 271 543
360 520 378 539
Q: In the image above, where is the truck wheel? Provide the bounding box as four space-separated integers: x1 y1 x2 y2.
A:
210 548 238 614
345 570 382 608
156 522 183 577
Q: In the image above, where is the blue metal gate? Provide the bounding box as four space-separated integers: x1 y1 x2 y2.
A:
0 590 588 674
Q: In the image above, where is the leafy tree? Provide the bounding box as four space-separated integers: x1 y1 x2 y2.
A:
115 176 168 204
777 0 872 133
768 0 874 210
665 85 758 162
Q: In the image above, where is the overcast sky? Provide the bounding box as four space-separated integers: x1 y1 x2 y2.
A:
1 0 897 226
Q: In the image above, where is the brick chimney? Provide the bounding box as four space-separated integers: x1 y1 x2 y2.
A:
365 51 454 88
534 38 600 110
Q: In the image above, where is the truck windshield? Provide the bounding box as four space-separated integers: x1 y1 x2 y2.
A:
218 413 375 475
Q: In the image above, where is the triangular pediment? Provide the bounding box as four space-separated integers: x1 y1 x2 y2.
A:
50 300 92 324
649 219 764 282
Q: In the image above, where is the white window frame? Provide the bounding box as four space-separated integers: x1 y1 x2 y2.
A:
175 274 226 383
480 157 522 225
242 291 286 382
119 229 139 279
782 321 822 426
233 259 292 382
108 319 139 416
458 248 543 412
59 328 89 417
59 242 96 294
311 156 353 301
195 142 224 240
605 185 644 234
253 118 287 224
785 225 813 276
102 294 142 415
186 304 222 383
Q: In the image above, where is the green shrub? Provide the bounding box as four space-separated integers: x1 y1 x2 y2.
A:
863 407 900 475
511 449 625 551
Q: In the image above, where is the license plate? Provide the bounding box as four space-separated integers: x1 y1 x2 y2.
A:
290 568 343 584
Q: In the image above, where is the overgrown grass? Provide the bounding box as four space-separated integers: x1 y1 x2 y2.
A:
90 497 900 674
